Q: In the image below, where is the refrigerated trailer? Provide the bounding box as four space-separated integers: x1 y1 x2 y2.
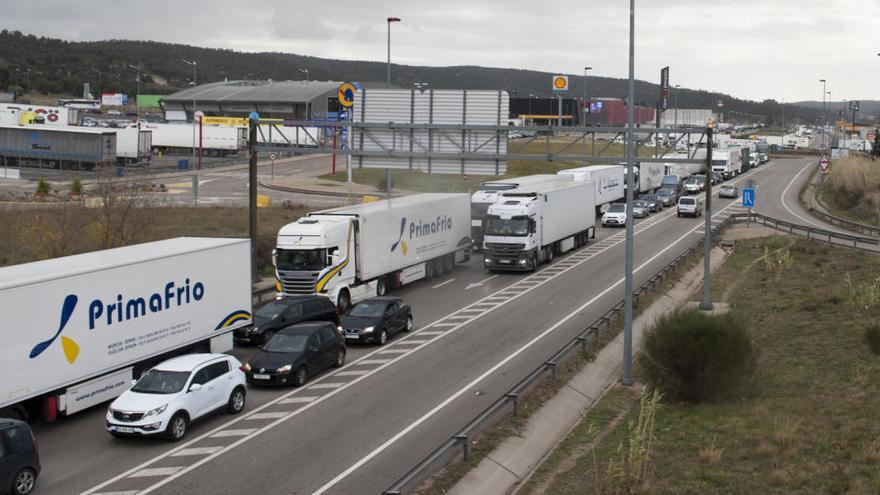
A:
0 237 252 421
711 148 743 179
115 126 152 165
0 124 116 170
275 193 472 311
143 122 246 156
470 174 560 252
483 179 596 272
556 165 624 212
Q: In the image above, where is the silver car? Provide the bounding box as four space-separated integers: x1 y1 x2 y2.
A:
632 200 650 218
719 184 739 199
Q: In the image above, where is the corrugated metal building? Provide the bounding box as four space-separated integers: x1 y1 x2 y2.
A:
160 80 344 122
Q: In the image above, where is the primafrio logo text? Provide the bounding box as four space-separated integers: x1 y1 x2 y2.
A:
390 215 454 255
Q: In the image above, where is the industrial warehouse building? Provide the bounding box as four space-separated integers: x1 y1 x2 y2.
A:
509 96 656 127
160 80 346 122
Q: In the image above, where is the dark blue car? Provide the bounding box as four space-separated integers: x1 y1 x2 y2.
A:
0 419 40 495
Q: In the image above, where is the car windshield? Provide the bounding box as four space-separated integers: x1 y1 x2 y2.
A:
131 369 191 394
484 216 530 236
607 204 626 213
276 248 327 272
657 189 673 197
721 185 734 190
263 333 309 353
255 300 289 319
348 301 388 318
634 201 648 208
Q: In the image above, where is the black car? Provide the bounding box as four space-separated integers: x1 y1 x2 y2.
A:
243 322 345 387
339 297 414 345
0 419 40 495
234 296 339 344
655 188 678 207
640 194 662 212
710 171 723 185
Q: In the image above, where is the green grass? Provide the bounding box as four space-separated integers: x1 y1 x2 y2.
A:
527 236 880 494
322 137 669 193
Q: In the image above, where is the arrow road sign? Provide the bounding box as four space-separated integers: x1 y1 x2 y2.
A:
742 187 755 208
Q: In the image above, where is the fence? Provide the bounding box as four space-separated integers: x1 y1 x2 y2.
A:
732 212 878 250
802 179 880 238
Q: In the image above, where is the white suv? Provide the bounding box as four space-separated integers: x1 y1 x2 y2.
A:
601 203 627 227
677 197 703 217
106 354 247 441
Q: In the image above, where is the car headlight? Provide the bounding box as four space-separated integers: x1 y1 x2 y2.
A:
362 326 375 333
242 363 252 372
276 364 292 373
251 326 259 334
143 404 168 418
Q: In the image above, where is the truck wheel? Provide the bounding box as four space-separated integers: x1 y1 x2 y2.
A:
546 246 555 264
425 261 435 279
227 387 246 414
443 254 455 273
376 277 388 297
337 291 351 313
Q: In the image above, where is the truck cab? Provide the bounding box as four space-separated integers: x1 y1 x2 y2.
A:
483 195 542 271
470 175 557 252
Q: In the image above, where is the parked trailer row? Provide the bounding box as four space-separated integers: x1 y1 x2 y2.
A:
0 238 252 421
142 122 246 156
0 124 117 170
0 103 79 126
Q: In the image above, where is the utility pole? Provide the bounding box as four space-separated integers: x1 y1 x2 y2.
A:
386 16 401 198
699 124 714 310
583 66 592 126
248 115 259 283
183 59 198 168
623 0 635 387
128 64 143 124
819 79 826 150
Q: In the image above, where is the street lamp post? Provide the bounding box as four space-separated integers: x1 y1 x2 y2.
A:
128 64 142 123
183 59 198 169
819 79 826 150
386 17 401 85
674 84 680 129
528 93 535 117
297 68 310 83
623 0 635 386
583 67 592 126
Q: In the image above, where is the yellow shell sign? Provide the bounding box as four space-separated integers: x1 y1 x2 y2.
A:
552 75 569 92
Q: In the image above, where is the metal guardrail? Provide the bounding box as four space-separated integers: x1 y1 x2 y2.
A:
730 212 879 249
803 180 880 238
381 215 738 495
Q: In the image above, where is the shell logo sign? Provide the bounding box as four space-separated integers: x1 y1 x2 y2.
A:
552 75 569 92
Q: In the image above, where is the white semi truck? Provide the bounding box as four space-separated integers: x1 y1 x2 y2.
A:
142 122 247 156
711 148 743 180
274 193 472 311
556 165 624 212
470 175 560 252
0 238 252 421
482 179 596 272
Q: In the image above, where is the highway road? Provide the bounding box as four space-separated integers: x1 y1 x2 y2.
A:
27 158 837 495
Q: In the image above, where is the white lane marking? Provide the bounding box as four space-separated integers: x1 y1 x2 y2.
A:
431 322 459 327
396 339 429 345
94 491 139 495
465 275 498 290
308 382 345 389
129 467 184 478
312 196 743 494
85 162 773 494
209 429 257 438
417 331 445 336
779 160 835 230
375 349 410 355
431 279 456 289
279 396 320 404
335 370 370 376
170 447 224 457
245 412 289 420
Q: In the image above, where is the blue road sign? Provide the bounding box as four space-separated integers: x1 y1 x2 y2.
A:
742 187 755 208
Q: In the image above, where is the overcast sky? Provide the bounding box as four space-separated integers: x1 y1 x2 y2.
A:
5 0 879 102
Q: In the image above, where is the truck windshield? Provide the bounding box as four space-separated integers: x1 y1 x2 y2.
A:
484 216 530 236
131 370 190 394
471 202 491 220
711 159 727 166
276 248 327 271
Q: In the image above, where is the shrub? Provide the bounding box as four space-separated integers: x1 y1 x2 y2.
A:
70 177 83 195
866 325 880 355
639 309 756 402
35 179 50 195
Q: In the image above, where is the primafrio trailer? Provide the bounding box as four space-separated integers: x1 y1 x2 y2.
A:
470 174 560 251
275 193 472 311
556 164 624 212
0 238 252 422
482 179 596 272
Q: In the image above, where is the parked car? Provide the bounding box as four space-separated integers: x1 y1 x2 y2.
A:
632 200 650 218
0 419 40 495
106 354 247 441
718 184 739 199
243 322 345 387
677 196 703 217
656 188 678 207
601 203 627 227
640 194 662 212
339 297 414 345
234 296 339 344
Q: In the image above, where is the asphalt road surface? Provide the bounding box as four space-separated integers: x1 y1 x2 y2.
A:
26 158 839 495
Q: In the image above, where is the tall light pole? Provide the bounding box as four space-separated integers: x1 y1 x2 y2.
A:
128 64 143 123
183 59 198 169
781 98 785 132
819 78 826 149
623 0 636 386
386 17 401 85
583 67 592 126
673 84 680 130
528 93 535 117
297 68 310 83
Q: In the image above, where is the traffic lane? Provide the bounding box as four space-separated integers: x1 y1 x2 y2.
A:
144 188 729 494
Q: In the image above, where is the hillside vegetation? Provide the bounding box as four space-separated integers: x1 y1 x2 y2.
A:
822 156 880 225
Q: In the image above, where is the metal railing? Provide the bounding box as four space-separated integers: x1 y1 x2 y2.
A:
802 180 880 238
730 212 879 250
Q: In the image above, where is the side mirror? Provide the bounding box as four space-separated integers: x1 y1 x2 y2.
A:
189 383 203 392
131 379 138 387
309 344 319 352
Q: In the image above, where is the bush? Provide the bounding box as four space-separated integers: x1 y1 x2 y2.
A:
35 179 50 195
866 325 880 355
70 177 82 195
640 309 756 402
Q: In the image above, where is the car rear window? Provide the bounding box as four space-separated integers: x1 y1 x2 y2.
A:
681 198 696 205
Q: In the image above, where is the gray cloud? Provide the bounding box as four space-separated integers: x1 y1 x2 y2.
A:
3 0 878 101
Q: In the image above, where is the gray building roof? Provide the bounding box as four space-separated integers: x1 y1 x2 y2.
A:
163 80 342 104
